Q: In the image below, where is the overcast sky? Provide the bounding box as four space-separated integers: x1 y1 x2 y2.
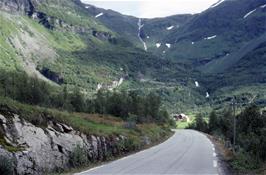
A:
81 0 219 18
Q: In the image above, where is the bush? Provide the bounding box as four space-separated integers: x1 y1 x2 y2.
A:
194 113 208 132
207 105 266 172
231 151 259 171
124 136 141 151
0 155 14 175
208 111 218 132
69 145 88 168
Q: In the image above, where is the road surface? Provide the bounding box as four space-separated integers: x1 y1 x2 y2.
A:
76 130 219 175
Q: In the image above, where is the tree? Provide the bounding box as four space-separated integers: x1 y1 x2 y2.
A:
237 105 263 135
195 113 208 132
145 92 161 121
208 111 219 133
70 87 85 112
94 90 107 114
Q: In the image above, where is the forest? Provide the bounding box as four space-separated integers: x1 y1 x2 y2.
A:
0 70 171 125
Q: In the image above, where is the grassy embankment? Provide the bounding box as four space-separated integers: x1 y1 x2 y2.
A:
0 96 172 152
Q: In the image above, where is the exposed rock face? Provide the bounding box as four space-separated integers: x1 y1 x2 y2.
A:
0 0 115 41
39 67 64 84
0 114 128 174
0 0 32 13
0 0 43 14
92 30 115 42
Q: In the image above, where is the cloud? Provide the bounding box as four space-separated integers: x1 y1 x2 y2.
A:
81 0 219 18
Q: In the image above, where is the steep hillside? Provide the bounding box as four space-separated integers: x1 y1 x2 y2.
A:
162 0 266 65
221 39 266 86
81 4 140 47
1 0 265 113
201 33 266 74
141 15 193 53
0 0 189 94
82 3 193 52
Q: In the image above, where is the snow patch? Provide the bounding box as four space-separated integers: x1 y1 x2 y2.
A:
96 84 102 91
95 13 104 18
156 43 161 48
192 42 195 45
195 81 199 87
118 78 124 86
166 26 174 30
120 67 123 71
165 43 171 48
85 6 90 9
108 78 124 91
204 35 217 40
163 51 166 54
206 92 210 98
210 0 225 8
243 9 256 19
146 36 150 39
260 4 266 8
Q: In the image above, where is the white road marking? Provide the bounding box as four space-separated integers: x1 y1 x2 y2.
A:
77 165 104 174
213 160 218 167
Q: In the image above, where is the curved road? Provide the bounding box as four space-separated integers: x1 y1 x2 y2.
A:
76 130 219 175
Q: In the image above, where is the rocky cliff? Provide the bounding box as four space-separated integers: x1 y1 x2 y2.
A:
0 0 35 14
0 0 115 38
0 113 139 174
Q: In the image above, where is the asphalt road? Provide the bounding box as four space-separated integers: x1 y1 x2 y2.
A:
76 130 219 175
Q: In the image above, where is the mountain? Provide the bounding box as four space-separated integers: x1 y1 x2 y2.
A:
81 0 266 109
0 0 265 112
161 0 266 65
0 0 189 93
82 4 193 51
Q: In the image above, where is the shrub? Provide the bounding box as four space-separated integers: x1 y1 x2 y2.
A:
0 155 14 175
194 113 208 132
124 136 141 151
231 151 259 171
69 145 88 168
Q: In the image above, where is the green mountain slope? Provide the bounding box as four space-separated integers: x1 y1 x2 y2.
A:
201 34 266 74
162 0 266 65
0 0 187 92
1 0 205 114
82 3 193 51
1 0 265 113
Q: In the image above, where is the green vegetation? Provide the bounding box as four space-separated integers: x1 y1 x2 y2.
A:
0 95 172 173
176 121 190 129
0 155 14 175
0 0 265 174
0 69 172 126
90 90 172 124
189 105 266 173
176 114 195 129
37 0 110 32
69 145 89 168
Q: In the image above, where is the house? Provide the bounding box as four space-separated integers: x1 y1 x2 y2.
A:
172 113 190 122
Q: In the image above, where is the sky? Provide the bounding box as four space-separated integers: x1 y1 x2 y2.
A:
81 0 220 18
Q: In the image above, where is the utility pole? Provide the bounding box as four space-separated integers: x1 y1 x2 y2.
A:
232 97 237 151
